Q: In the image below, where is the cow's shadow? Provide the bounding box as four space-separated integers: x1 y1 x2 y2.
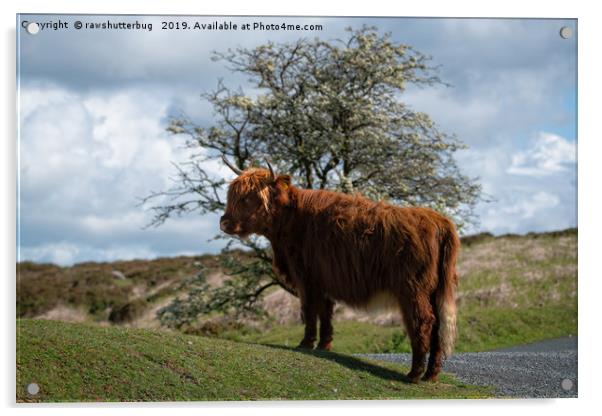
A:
259 343 412 384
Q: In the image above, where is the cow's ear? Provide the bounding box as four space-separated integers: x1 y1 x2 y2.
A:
276 174 291 188
273 175 292 206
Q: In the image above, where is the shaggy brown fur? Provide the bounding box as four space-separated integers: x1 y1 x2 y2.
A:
220 165 460 383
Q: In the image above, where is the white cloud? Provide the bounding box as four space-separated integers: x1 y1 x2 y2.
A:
19 83 192 205
403 61 573 150
457 140 575 236
20 242 81 266
18 83 228 265
403 85 500 142
508 132 576 176
478 191 562 234
501 191 560 219
19 241 158 266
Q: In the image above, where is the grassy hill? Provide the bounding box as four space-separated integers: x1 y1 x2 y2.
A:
16 319 490 402
16 228 578 355
16 254 221 322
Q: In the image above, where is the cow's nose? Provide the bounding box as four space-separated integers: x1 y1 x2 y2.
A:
220 216 230 232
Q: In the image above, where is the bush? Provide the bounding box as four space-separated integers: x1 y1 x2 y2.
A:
16 256 211 318
108 299 148 324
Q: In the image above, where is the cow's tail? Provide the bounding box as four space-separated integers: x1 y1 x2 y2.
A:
436 223 460 358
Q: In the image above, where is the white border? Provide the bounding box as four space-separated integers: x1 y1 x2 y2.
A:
3 1 600 415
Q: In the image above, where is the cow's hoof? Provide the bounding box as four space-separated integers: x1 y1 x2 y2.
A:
422 373 439 382
406 372 422 384
296 340 315 350
317 341 333 351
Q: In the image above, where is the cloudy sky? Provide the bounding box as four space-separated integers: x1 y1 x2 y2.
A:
17 15 577 265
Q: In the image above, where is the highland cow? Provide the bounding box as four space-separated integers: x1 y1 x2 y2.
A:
219 156 460 383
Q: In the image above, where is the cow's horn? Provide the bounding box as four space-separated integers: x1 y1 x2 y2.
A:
221 155 243 175
265 159 275 181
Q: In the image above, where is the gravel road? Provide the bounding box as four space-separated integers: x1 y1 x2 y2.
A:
358 337 577 398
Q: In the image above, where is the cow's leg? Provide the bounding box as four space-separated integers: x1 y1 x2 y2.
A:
298 291 318 349
423 318 443 382
317 298 335 351
399 293 435 383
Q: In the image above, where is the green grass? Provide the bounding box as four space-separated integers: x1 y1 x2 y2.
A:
16 319 491 402
222 303 577 354
223 321 405 354
455 305 577 352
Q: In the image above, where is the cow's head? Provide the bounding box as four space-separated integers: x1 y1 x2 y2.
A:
219 155 291 238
